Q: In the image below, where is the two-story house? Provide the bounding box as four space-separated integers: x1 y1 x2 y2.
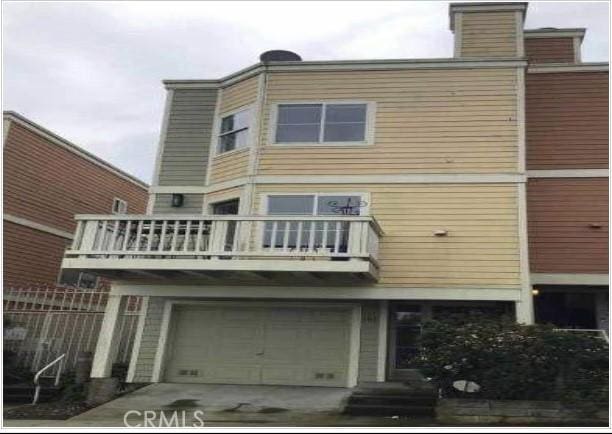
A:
3 111 149 291
59 2 608 393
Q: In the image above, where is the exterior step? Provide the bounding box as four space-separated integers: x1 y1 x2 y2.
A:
348 394 437 407
345 380 437 417
344 403 436 417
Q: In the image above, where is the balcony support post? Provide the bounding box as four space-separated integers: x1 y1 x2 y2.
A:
90 294 127 378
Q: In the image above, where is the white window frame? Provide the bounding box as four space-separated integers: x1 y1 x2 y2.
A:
257 192 370 253
57 269 101 290
213 105 253 157
112 197 128 214
260 192 371 216
268 101 376 147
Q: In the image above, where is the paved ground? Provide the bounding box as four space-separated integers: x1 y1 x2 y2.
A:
4 383 437 428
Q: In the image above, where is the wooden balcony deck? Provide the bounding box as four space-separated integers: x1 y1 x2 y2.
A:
61 214 383 285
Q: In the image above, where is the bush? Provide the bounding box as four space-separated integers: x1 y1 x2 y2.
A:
411 314 608 403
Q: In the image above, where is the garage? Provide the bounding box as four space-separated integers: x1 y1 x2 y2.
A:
163 304 356 387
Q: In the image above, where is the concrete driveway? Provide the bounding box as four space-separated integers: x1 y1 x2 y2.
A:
4 384 439 427
62 383 357 427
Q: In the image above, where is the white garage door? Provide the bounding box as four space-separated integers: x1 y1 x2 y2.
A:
164 305 354 387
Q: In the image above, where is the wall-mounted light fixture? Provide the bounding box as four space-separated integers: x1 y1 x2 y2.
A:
433 229 448 237
171 193 184 208
588 223 603 229
532 288 540 296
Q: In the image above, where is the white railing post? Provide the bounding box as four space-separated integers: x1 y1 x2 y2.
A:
347 221 364 259
210 220 228 257
78 220 99 257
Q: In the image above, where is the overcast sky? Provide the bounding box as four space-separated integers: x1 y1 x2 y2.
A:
3 1 609 183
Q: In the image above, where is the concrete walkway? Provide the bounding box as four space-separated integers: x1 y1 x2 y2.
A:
5 383 436 427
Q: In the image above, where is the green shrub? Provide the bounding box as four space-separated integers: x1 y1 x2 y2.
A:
411 314 608 403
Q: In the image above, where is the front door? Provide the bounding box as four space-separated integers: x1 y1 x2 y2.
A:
387 303 424 380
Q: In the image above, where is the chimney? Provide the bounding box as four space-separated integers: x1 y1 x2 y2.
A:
524 28 585 64
450 2 528 58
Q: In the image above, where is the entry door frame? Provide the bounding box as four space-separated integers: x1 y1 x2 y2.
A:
386 302 433 380
151 300 362 387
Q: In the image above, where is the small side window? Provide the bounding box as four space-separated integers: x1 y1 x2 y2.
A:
218 109 250 154
58 269 100 290
112 198 127 214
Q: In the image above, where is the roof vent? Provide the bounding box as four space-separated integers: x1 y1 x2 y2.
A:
259 50 302 62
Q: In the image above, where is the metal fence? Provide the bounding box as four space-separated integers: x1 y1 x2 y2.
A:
4 287 142 374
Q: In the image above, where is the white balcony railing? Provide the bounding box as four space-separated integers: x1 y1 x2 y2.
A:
64 215 382 276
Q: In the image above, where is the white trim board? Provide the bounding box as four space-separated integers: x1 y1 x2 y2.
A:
162 58 527 90
528 63 608 74
376 300 389 382
150 89 174 187
3 111 148 189
110 284 523 302
527 169 608 178
126 296 149 383
150 300 362 387
255 173 526 184
531 273 609 286
4 213 74 239
149 173 527 195
524 29 585 40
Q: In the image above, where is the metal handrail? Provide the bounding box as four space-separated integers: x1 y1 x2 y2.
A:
32 353 66 405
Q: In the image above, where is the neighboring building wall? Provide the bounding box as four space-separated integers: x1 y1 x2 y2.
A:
155 88 218 187
526 71 608 169
525 37 576 64
527 178 608 274
3 221 69 288
3 114 148 288
259 68 519 175
4 121 148 234
254 183 521 289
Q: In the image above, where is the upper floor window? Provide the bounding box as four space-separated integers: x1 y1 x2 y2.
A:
218 109 250 154
274 103 369 144
112 198 127 214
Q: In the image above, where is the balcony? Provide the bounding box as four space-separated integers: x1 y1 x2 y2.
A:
61 214 383 284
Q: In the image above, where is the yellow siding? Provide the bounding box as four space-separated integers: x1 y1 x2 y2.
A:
220 76 259 114
253 183 521 289
258 68 518 175
209 149 250 184
204 185 244 207
460 12 519 58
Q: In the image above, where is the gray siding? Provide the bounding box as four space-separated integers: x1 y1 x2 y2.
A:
157 88 218 186
153 193 204 214
358 301 382 382
132 297 165 383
